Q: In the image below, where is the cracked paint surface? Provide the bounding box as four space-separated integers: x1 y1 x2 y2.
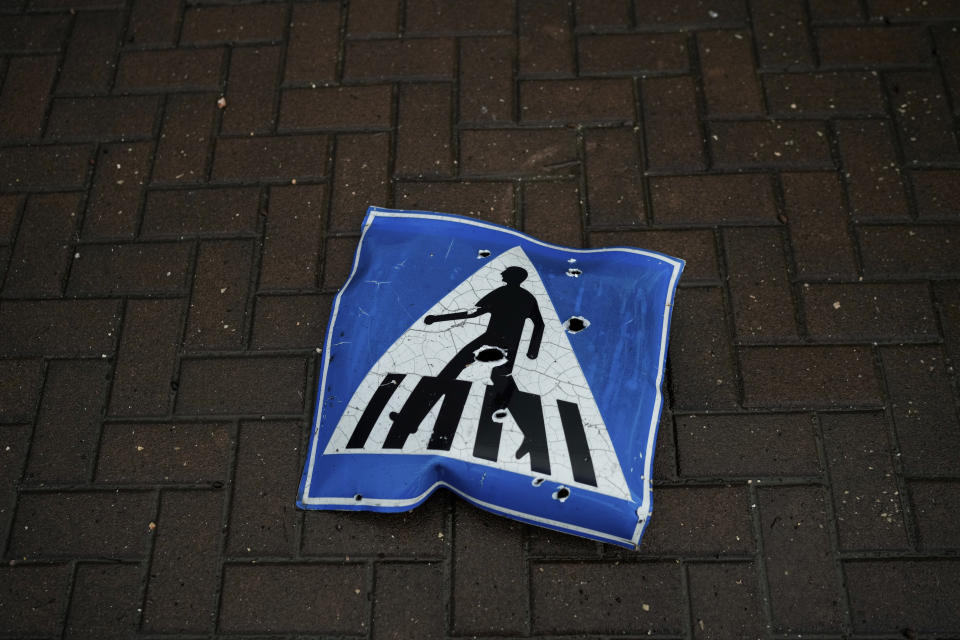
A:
324 246 631 500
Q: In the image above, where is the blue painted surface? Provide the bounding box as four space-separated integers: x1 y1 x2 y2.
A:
298 207 683 548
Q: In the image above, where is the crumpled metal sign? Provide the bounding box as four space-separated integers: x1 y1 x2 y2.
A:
297 207 684 548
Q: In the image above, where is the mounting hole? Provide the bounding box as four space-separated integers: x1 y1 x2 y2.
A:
566 268 582 277
552 486 570 502
354 494 363 501
564 316 590 334
477 249 491 258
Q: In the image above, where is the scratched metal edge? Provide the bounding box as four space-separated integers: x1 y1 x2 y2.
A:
296 206 685 550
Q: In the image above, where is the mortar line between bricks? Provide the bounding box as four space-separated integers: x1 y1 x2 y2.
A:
930 25 960 145
55 558 79 640
770 172 810 339
632 77 656 228
678 560 693 640
317 134 337 289
238 236 262 352
268 4 291 137
206 46 231 183
441 490 454 637
212 419 240 634
449 37 461 184
812 412 855 635
335 0 350 84
363 560 375 640
746 482 775 639
86 295 127 481
35 9 75 142
107 0 133 93
0 189 28 294
876 69 923 222
135 488 163 633
823 120 869 282
386 83 399 207
686 31 714 173
573 127 588 244
168 238 202 416
743 1 774 118
714 222 745 407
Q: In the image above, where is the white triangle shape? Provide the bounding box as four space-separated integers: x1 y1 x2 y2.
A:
323 246 631 500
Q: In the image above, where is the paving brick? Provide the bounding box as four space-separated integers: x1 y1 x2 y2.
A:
642 75 705 171
251 293 332 350
406 0 513 33
143 490 222 632
936 281 960 366
460 128 576 177
280 85 392 131
65 563 141 640
583 127 644 226
260 184 325 288
46 96 159 141
284 2 339 85
936 27 960 114
56 11 124 94
302 494 448 557
0 55 57 139
676 413 821 477
912 170 960 219
175 356 306 415
724 227 797 340
518 0 573 76
759 486 842 633
453 504 528 635
888 71 960 164
859 225 960 277
23 359 110 484
127 0 180 45
711 120 832 169
817 26 932 67
650 174 777 224
521 78 634 123
688 563 765 640
0 426 31 552
184 240 253 350
576 0 630 29
0 299 121 357
347 0 399 36
821 412 908 550
220 564 367 633
373 563 445 640
669 287 739 411
910 480 960 549
322 235 360 289
652 407 677 483
109 299 181 417
3 192 80 297
697 30 763 116
635 0 748 26
523 181 581 247
152 93 217 184
741 346 881 408
639 486 754 556
845 560 960 633
0 14 70 52
0 565 70 636
882 345 960 476
781 172 858 279
0 194 21 241
222 46 281 135
808 0 863 22
68 242 192 295
459 36 514 123
227 421 300 556
212 135 328 183
115 48 225 91
527 525 602 557
579 33 688 75
181 4 285 44
396 84 454 176
532 561 681 634
0 144 92 191
98 422 230 483
330 133 390 230
835 119 909 221
142 187 260 238
344 38 454 80
750 0 813 69
396 181 516 226
84 142 152 239
590 229 718 281
0 359 43 422
10 491 153 558
765 72 885 116
804 283 937 340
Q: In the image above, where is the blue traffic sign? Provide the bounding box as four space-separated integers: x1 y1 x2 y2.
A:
298 207 684 548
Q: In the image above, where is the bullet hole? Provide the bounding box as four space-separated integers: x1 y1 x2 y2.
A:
566 268 582 277
354 494 363 501
475 346 507 363
564 316 590 333
532 477 545 487
492 409 508 421
477 249 491 258
553 486 570 502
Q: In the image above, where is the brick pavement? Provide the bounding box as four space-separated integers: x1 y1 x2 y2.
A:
1 0 960 637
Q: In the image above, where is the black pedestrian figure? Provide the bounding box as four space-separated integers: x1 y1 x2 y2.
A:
381 266 550 472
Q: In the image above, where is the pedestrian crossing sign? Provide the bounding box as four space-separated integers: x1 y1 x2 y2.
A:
298 207 684 548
